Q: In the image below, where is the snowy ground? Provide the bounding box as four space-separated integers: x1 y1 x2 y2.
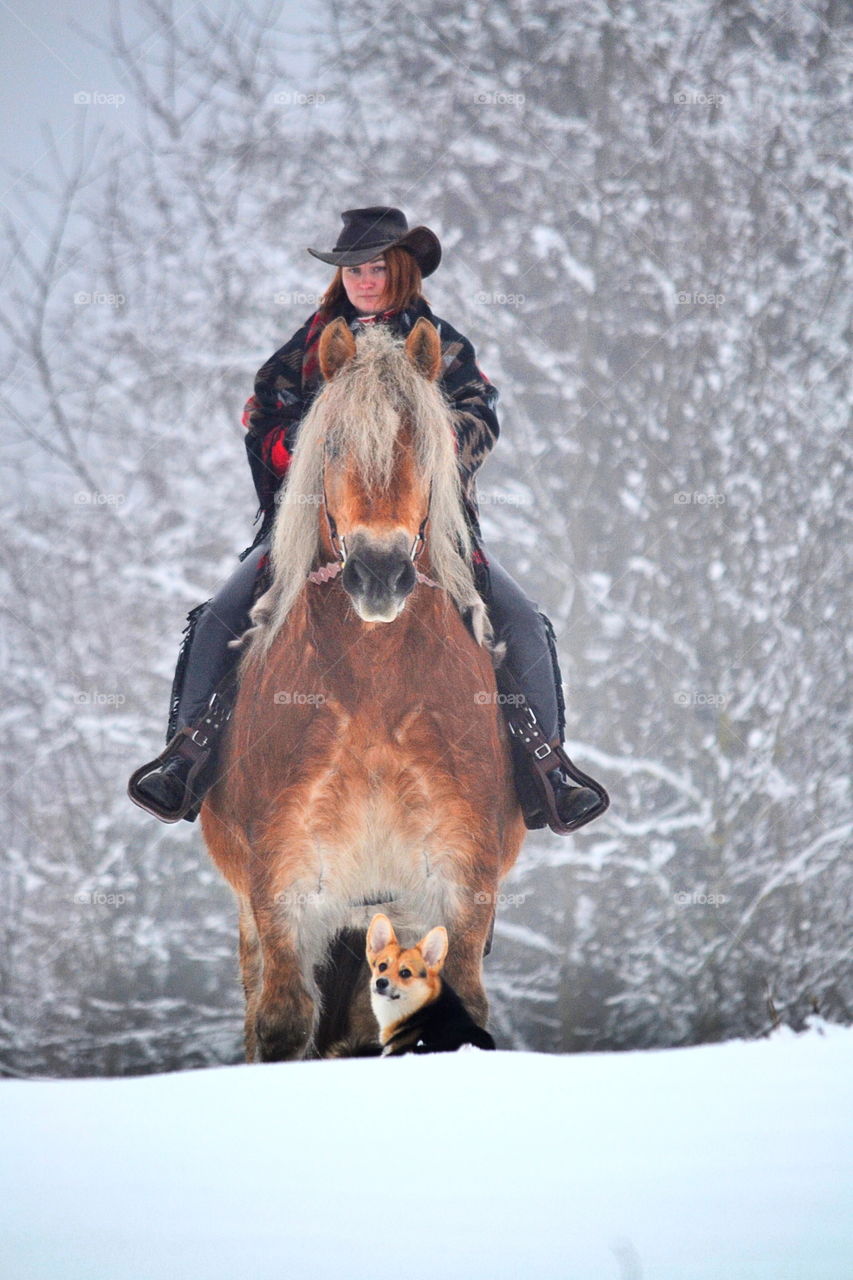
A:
1 1022 850 1280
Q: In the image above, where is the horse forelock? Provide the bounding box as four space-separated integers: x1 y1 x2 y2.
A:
249 325 492 657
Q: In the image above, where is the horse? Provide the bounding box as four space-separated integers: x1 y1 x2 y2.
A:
200 316 527 1061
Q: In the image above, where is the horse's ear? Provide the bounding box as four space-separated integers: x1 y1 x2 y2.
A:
319 317 357 381
367 913 396 958
404 317 442 381
417 925 448 971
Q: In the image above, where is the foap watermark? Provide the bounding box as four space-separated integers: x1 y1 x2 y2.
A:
673 691 728 709
73 690 126 707
275 889 323 908
674 890 728 908
73 91 126 108
475 291 526 308
477 492 531 507
74 890 132 907
272 90 328 106
278 490 323 506
473 90 525 107
673 491 726 506
274 690 326 705
74 490 125 506
674 90 724 107
74 291 126 307
474 691 526 706
474 890 530 908
274 291 324 307
676 290 725 307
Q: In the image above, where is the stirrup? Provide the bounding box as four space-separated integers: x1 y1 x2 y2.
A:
128 682 234 824
127 727 211 823
507 706 609 834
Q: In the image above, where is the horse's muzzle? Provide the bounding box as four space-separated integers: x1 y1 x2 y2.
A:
341 542 417 622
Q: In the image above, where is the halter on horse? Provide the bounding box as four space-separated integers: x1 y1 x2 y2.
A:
199 318 526 1061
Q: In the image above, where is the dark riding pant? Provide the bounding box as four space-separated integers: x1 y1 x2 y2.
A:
175 542 269 728
486 554 561 743
175 543 561 743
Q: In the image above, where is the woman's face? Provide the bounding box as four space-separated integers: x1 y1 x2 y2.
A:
341 256 388 313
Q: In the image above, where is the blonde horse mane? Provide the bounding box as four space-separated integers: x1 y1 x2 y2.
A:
244 324 496 658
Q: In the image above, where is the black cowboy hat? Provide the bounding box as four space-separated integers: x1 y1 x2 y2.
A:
307 206 442 278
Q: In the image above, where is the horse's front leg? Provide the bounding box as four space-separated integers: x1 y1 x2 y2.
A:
249 892 316 1063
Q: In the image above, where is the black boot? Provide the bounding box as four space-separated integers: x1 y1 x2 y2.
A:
545 766 601 826
135 753 194 814
129 556 263 824
128 684 234 824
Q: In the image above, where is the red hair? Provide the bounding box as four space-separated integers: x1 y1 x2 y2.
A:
319 246 426 315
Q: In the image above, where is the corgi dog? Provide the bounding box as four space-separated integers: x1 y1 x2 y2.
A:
365 913 496 1055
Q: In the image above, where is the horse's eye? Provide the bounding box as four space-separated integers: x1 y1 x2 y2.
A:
399 968 411 979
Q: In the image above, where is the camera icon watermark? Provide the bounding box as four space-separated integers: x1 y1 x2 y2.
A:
674 890 728 908
673 491 726 506
475 291 526 307
473 890 529 907
273 690 326 705
676 291 725 307
473 90 525 107
474 691 526 706
275 889 323 908
673 690 728 708
73 91 126 108
279 490 322 505
74 490 126 506
274 291 323 306
674 90 724 107
73 690 126 707
477 492 530 506
272 90 327 106
74 291 126 307
74 890 132 906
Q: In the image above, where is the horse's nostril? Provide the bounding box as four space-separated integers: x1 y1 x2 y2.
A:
343 557 372 591
391 559 416 595
352 558 371 586
343 552 414 601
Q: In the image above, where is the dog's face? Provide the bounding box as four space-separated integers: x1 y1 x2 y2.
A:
365 913 448 1035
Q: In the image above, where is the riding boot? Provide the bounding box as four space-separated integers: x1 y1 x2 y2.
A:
128 543 269 823
544 738 602 827
498 667 609 835
127 626 239 824
484 554 608 834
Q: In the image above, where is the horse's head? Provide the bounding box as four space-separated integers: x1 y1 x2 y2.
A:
255 314 490 656
317 317 441 624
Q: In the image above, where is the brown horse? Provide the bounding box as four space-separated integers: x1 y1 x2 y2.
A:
200 317 526 1061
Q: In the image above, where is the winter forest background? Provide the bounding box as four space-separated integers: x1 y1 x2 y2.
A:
1 0 850 1076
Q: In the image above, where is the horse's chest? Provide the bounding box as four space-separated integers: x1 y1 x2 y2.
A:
293 740 470 904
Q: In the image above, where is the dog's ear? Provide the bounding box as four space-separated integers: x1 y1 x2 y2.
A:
319 316 357 381
366 913 396 958
417 925 448 971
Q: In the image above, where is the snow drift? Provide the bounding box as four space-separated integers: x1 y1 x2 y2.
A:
1 1022 850 1279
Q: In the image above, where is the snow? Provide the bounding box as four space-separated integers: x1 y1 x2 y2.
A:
1 1023 849 1279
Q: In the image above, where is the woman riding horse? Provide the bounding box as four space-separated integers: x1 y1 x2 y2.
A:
129 206 606 832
